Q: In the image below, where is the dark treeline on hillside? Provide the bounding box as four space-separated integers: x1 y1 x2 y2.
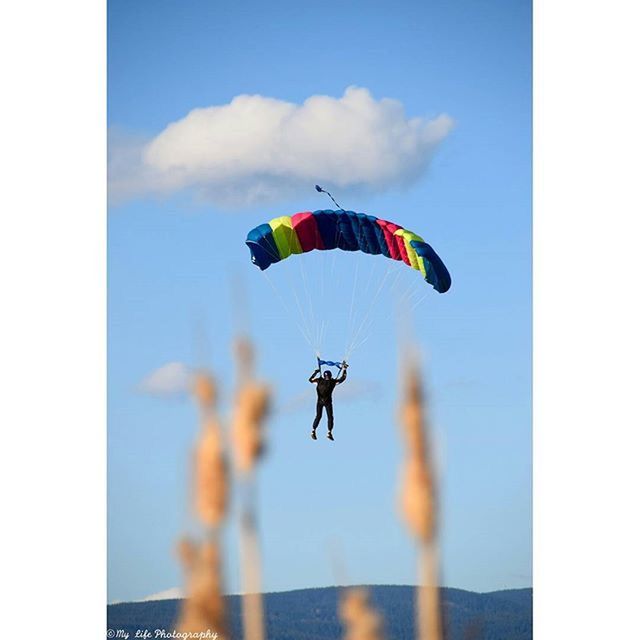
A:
107 585 532 640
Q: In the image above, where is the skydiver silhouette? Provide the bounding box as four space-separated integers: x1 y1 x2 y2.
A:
309 362 348 441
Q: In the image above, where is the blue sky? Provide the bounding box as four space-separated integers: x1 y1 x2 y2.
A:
108 0 531 603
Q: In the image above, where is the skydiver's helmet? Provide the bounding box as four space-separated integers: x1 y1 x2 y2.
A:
323 370 332 379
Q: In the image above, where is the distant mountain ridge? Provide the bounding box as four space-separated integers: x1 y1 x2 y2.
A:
108 585 532 640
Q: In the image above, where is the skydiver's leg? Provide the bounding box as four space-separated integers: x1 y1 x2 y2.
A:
312 402 323 429
311 401 323 439
326 402 334 439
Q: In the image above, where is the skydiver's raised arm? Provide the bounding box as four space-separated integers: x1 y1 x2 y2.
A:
309 368 321 383
336 364 348 384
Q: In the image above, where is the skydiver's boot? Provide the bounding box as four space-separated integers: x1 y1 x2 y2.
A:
311 429 317 440
327 431 334 441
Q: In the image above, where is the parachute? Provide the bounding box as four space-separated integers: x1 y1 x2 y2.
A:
245 210 451 294
245 205 451 364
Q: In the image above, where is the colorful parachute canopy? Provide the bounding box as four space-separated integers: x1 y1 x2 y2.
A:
245 210 451 293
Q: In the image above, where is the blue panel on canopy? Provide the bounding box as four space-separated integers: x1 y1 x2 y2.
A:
246 223 280 270
336 211 359 251
411 240 452 293
313 210 339 250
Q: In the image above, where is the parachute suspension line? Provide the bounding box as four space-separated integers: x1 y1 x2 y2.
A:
347 264 404 357
410 290 431 313
346 257 406 359
330 247 339 281
404 274 430 311
291 281 316 349
369 269 430 339
327 223 348 359
346 267 390 355
318 243 329 355
351 245 384 338
318 192 352 365
340 212 362 358
388 277 421 325
281 254 316 352
350 263 397 344
298 257 321 352
351 276 407 355
290 261 321 354
320 243 326 303
261 271 316 352
252 221 315 350
317 318 327 357
344 258 398 360
317 190 348 355
345 243 362 355
343 219 377 358
316 185 337 349
282 213 323 355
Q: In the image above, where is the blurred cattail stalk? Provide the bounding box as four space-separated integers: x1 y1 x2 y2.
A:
175 370 230 637
232 337 271 640
193 372 228 529
240 511 265 640
175 537 229 638
195 414 228 528
398 358 442 640
340 587 386 640
416 543 441 640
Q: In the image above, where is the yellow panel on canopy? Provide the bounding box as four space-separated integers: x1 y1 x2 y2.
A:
269 216 303 259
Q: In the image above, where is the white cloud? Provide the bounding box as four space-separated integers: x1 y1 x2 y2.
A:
109 86 453 207
138 362 192 397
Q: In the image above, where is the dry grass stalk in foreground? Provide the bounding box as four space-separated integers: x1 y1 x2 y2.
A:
239 511 265 640
340 587 386 640
232 337 271 640
175 537 229 639
195 414 228 528
193 370 217 411
398 360 442 640
232 338 270 475
232 382 270 475
175 370 230 637
193 372 228 528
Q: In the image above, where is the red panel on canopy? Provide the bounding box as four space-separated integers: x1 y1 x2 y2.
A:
292 211 324 252
376 219 409 264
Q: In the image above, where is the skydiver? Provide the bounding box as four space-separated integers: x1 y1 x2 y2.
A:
308 362 348 441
